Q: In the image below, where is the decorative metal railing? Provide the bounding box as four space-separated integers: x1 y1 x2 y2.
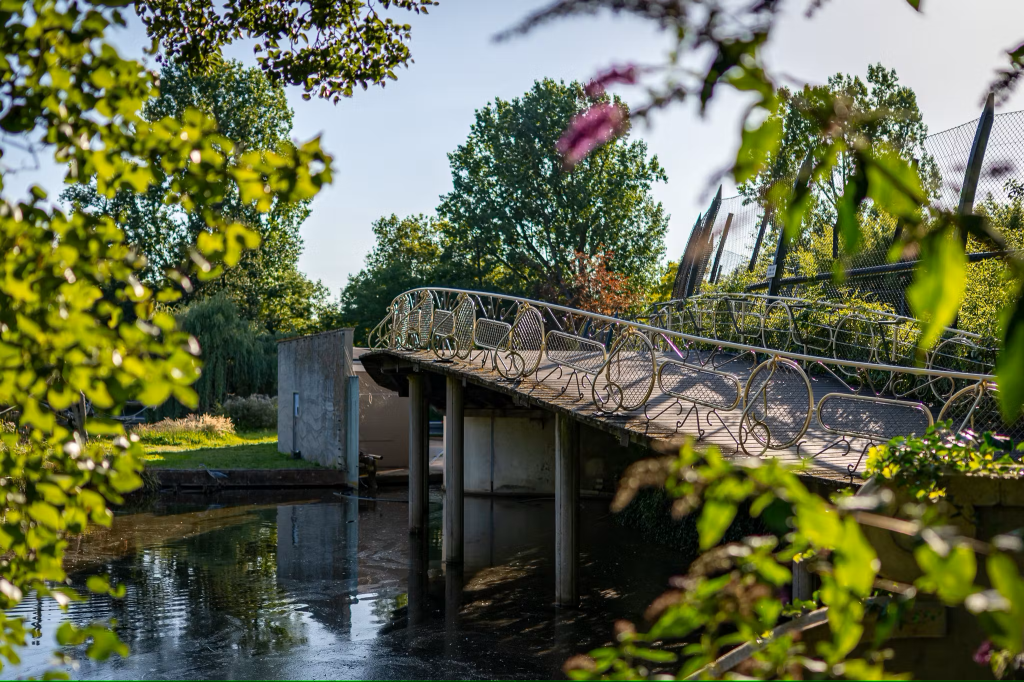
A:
367 288 1021 475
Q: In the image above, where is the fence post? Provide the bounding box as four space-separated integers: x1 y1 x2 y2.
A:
685 186 723 298
767 154 814 297
709 213 735 284
748 209 771 272
671 213 703 300
958 92 995 223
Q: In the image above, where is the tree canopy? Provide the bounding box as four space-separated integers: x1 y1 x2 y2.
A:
62 60 333 335
340 213 443 342
341 79 671 339
136 0 437 102
437 78 668 303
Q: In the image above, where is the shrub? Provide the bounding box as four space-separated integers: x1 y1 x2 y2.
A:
221 394 278 431
132 414 236 446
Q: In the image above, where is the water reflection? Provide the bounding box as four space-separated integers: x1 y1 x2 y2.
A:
4 490 688 680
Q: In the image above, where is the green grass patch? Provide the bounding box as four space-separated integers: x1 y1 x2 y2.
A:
143 441 319 470
138 429 276 452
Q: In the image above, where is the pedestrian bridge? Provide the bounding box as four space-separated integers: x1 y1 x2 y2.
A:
360 286 1019 606
365 287 1015 479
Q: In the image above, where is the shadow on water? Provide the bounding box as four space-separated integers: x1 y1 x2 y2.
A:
3 488 691 680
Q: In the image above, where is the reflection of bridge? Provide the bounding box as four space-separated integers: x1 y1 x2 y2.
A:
361 287 1019 607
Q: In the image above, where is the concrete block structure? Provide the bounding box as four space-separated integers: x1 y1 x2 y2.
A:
277 329 355 479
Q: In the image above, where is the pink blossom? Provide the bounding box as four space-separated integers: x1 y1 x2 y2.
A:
585 65 638 98
973 641 994 666
557 103 626 169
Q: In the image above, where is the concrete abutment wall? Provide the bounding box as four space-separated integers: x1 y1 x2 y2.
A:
277 329 356 480
461 409 637 496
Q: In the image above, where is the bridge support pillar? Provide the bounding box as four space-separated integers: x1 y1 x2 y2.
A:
444 376 465 564
555 413 579 607
408 373 430 534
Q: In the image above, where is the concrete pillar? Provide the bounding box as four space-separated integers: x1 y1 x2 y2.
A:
408 374 429 534
444 376 464 564
345 375 360 488
555 412 579 607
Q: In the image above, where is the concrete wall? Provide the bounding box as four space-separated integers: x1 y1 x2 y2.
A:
461 409 639 496
463 410 555 494
277 329 354 471
355 349 409 468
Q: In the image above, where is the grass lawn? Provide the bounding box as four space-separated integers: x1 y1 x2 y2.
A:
139 430 320 470
142 442 320 470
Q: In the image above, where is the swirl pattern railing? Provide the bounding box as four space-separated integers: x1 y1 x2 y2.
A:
367 288 1021 477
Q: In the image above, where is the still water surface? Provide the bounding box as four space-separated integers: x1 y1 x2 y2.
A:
4 488 687 679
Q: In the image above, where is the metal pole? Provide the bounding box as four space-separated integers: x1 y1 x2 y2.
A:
555 412 579 607
768 154 814 298
958 92 995 223
708 213 735 285
686 186 723 298
408 373 429 534
747 209 772 272
443 375 464 564
952 93 995 327
671 213 703 300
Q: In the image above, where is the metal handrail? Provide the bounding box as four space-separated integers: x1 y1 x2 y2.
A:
370 286 994 382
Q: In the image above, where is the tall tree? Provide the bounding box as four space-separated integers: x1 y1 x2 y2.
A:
62 60 332 334
340 213 443 342
437 79 669 305
735 64 938 272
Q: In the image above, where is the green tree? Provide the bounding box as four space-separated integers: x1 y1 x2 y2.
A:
175 294 278 412
735 64 937 276
340 213 443 343
61 60 333 334
0 0 427 670
136 0 437 102
437 79 669 304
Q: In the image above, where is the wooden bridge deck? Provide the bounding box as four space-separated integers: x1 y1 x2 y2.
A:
364 348 878 484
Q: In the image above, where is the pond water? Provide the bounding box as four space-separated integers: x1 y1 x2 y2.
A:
3 488 688 680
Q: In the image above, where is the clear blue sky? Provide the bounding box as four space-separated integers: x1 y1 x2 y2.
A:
7 0 1024 299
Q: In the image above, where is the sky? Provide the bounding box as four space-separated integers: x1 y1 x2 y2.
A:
7 0 1024 299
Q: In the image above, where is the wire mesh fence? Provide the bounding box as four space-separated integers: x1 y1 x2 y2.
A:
679 106 1024 326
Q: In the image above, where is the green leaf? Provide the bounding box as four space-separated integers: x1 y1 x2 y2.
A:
984 552 1024 653
834 516 878 597
734 117 782 185
914 543 976 604
988 552 1024 613
997 287 1024 420
865 148 925 219
55 622 79 646
907 230 966 351
697 499 737 550
136 381 172 407
27 502 61 530
630 647 677 664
